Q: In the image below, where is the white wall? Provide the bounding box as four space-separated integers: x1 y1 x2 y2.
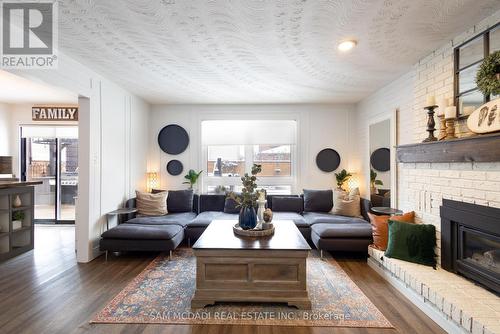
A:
148 104 354 193
7 51 150 262
0 103 11 157
350 71 414 197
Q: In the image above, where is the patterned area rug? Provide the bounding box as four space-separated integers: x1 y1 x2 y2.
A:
92 249 392 328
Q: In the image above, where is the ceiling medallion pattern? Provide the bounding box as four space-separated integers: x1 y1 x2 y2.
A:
58 0 500 104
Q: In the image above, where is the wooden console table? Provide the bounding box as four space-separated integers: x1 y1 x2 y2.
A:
191 220 312 309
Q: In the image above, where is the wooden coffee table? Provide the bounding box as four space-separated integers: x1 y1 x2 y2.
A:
191 220 312 309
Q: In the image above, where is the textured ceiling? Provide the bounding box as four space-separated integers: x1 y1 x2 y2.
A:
58 0 500 104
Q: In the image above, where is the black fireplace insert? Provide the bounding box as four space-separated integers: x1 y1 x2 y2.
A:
441 199 500 294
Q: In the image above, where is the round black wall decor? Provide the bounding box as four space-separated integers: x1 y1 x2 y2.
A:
370 148 390 172
316 148 341 172
157 124 189 155
166 160 184 176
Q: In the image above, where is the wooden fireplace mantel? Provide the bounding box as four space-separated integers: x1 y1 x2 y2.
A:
396 133 500 163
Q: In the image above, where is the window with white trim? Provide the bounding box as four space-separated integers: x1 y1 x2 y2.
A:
201 120 296 195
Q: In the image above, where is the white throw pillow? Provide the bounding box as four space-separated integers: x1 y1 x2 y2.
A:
331 188 361 217
136 190 168 216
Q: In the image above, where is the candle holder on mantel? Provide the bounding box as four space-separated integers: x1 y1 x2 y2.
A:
445 118 457 140
437 115 447 140
422 105 438 142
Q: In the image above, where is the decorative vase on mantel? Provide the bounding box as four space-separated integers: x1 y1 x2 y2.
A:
239 206 257 230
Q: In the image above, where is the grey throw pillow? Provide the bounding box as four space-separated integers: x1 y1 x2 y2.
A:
167 189 194 213
303 189 333 212
272 196 303 213
224 197 240 214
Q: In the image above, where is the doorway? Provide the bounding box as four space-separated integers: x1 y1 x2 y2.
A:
20 126 78 224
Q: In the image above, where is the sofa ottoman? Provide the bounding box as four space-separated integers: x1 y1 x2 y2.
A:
99 223 184 257
311 222 373 256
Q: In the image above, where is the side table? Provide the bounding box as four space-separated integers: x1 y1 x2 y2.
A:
106 208 137 230
371 206 403 216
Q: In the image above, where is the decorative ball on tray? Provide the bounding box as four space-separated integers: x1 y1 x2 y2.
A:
263 208 273 223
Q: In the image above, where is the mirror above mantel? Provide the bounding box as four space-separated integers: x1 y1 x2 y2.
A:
454 23 500 118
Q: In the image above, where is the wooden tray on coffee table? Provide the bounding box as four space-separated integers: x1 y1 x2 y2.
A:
233 223 274 237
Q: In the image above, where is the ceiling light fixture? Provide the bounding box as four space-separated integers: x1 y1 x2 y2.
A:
338 40 357 52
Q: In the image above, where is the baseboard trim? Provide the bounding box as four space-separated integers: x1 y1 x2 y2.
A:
367 257 468 334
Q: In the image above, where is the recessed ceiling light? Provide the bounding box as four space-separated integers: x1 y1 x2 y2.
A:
338 40 357 52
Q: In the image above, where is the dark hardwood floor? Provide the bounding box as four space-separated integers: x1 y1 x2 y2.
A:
0 226 445 334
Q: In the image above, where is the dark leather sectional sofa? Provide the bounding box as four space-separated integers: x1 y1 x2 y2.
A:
99 189 374 257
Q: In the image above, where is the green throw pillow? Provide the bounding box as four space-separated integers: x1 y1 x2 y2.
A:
385 220 437 267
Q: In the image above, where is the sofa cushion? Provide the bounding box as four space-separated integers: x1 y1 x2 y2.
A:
266 195 300 210
271 197 303 213
368 211 415 251
188 211 238 227
303 189 333 212
167 189 194 213
272 212 307 227
126 212 196 227
101 223 183 240
199 194 225 212
302 212 368 226
385 220 436 267
331 188 361 217
311 223 373 239
135 190 168 216
224 196 240 214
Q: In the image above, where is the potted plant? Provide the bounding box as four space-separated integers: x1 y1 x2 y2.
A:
12 211 25 230
334 169 352 191
228 164 262 230
370 169 384 194
183 169 203 190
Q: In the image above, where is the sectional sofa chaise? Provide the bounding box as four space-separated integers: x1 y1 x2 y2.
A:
99 189 374 257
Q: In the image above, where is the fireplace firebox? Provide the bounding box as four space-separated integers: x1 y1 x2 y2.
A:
441 199 500 294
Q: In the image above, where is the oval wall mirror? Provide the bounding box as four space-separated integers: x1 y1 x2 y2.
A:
316 148 341 172
370 148 390 172
157 124 189 155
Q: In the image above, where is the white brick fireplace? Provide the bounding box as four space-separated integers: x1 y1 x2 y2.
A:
398 162 500 265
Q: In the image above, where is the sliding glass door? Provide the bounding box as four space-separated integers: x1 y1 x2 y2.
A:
21 126 78 223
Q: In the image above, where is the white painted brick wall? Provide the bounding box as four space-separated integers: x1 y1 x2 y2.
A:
356 11 500 267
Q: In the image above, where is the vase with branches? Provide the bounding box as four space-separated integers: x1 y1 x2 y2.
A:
334 169 352 191
228 164 263 230
370 169 384 194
